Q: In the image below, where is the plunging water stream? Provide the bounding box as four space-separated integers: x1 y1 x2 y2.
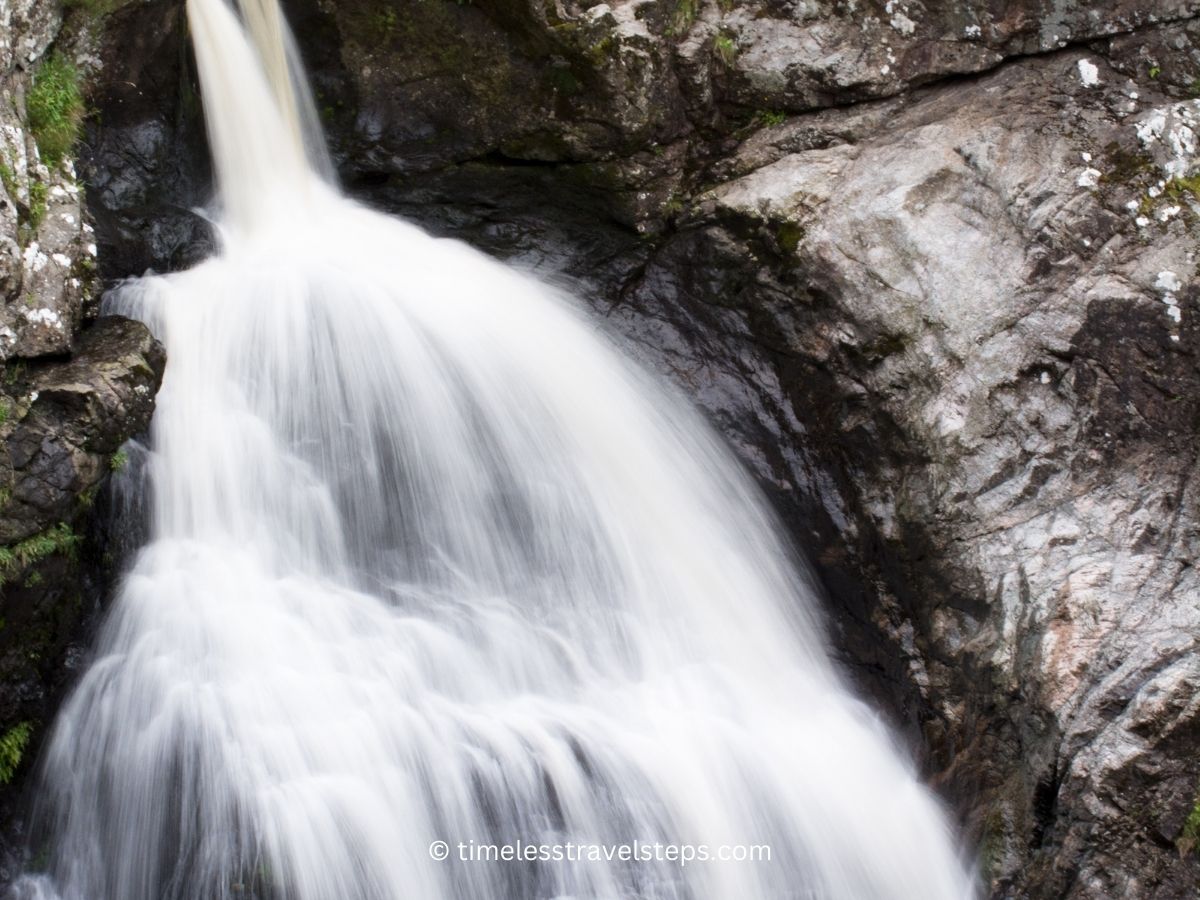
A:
10 0 976 897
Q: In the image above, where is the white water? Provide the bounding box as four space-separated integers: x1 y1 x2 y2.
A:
10 0 976 897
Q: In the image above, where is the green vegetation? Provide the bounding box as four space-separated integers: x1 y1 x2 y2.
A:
0 163 17 200
28 179 48 229
0 723 32 785
668 0 698 35
1149 64 1162 79
586 35 617 65
0 397 10 426
713 33 737 67
1136 173 1200 216
110 448 129 472
0 523 81 583
776 222 804 253
1160 174 1200 202
753 109 786 128
26 54 85 168
0 164 47 241
370 6 398 37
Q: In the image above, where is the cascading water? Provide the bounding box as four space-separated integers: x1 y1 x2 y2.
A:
9 0 977 897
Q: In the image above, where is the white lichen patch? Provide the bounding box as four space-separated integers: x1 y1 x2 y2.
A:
22 241 47 273
964 24 981 38
1077 167 1102 188
1135 101 1200 177
1155 270 1186 329
884 1 916 34
1156 270 1182 293
1077 58 1100 88
22 307 64 329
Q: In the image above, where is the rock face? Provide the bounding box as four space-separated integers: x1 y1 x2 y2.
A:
3 0 1197 897
0 315 163 771
690 48 1200 897
0 0 167 846
0 0 93 359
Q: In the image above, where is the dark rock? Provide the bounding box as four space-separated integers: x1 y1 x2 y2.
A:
0 316 164 799
81 0 215 279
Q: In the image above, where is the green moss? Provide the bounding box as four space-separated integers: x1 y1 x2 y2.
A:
776 221 804 253
27 179 48 230
0 397 10 426
26 54 85 168
0 163 17 200
586 35 617 65
0 523 81 583
0 723 32 785
753 109 786 127
371 6 398 37
668 0 698 35
713 33 737 67
662 192 685 216
1162 174 1200 201
110 448 129 472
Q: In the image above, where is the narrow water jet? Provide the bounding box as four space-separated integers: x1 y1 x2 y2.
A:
8 0 977 897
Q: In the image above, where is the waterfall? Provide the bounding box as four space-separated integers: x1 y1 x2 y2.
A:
9 0 977 897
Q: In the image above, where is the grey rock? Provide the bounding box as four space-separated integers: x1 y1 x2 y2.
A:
1 315 164 545
0 0 96 362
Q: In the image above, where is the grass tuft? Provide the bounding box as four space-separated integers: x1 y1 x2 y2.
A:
0 524 81 583
26 55 85 167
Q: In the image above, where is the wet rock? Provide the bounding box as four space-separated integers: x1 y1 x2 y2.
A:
82 0 215 279
0 316 164 545
0 316 163 813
